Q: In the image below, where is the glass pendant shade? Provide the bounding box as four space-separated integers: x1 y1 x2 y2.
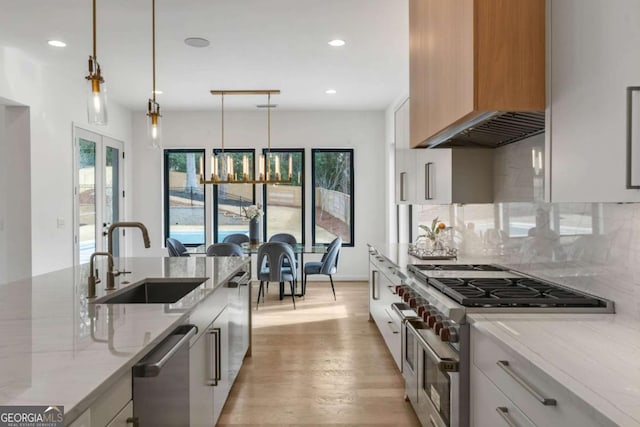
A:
87 78 108 125
147 100 162 149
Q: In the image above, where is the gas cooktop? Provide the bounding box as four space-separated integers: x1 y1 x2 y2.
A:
428 276 608 308
409 264 506 272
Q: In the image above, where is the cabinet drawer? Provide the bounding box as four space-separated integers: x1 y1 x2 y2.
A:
371 305 401 370
471 366 536 427
471 327 616 427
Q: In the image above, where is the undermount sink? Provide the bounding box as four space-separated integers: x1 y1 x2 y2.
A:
92 277 209 304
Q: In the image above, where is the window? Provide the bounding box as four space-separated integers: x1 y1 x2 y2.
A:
262 149 305 243
213 149 256 243
312 149 354 246
164 149 205 246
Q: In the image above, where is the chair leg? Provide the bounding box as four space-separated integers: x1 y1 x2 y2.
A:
256 281 263 309
263 282 266 303
290 281 296 309
279 282 284 300
303 274 307 296
329 275 336 301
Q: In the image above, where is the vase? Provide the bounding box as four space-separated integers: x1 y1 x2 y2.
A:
429 236 445 253
249 218 260 245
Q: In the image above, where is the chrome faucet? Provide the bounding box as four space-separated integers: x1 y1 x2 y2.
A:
107 221 151 257
88 252 115 298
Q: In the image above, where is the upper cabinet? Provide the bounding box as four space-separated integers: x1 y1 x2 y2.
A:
548 0 640 202
409 0 545 148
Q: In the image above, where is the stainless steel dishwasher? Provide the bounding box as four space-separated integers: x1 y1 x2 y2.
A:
132 324 197 426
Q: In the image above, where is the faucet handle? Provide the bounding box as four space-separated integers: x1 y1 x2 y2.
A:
94 268 101 284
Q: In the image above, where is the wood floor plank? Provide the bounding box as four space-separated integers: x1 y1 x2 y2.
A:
218 281 420 426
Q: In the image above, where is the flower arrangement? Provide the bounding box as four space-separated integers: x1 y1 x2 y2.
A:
242 204 263 221
418 217 447 241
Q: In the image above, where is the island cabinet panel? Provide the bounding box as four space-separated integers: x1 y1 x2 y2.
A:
67 372 132 427
105 401 133 427
409 0 545 148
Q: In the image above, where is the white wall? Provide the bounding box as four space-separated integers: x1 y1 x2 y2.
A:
130 110 386 280
0 46 133 275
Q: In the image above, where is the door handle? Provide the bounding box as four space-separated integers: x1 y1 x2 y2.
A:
207 327 221 386
496 407 518 427
496 361 556 406
425 162 433 200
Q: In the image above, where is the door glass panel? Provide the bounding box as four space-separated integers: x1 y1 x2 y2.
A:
78 138 96 264
105 146 120 256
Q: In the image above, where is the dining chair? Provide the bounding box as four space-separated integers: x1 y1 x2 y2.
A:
166 238 190 257
256 242 297 309
222 233 250 245
268 233 297 246
303 236 342 300
206 242 244 257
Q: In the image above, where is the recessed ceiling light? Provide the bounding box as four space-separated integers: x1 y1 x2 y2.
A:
47 40 66 47
328 39 345 47
153 90 163 95
325 89 337 95
184 37 210 48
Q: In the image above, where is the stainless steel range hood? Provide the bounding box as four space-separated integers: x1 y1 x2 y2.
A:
424 111 546 149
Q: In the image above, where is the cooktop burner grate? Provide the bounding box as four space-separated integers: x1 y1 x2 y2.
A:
429 276 607 308
409 264 506 272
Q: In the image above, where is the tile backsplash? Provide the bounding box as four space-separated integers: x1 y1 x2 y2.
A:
413 201 640 322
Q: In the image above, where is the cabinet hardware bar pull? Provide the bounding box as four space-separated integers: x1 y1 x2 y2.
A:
207 328 221 386
133 325 197 377
496 361 557 406
496 407 518 427
425 162 433 200
626 87 640 188
400 172 407 201
371 270 379 301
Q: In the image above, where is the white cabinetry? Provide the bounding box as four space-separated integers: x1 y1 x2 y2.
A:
395 99 416 204
105 402 133 427
471 325 618 427
368 252 403 370
549 0 640 202
67 372 132 427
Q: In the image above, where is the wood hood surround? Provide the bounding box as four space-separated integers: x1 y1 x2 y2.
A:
409 0 546 148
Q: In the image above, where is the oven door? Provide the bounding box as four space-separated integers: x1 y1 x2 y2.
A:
407 321 460 427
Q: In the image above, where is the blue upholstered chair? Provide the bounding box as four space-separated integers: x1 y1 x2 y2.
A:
303 236 342 300
166 238 190 257
205 242 244 257
268 233 297 246
256 242 297 309
222 233 250 245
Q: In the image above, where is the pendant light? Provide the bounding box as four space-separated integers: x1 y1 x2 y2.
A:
147 0 162 148
85 0 108 125
199 90 293 185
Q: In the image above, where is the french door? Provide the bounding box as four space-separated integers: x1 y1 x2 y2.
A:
74 127 124 265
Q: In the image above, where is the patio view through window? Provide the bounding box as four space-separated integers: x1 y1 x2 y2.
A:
263 149 305 243
312 149 354 246
213 149 256 242
164 149 205 245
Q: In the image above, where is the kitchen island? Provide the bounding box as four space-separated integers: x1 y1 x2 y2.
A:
0 256 251 426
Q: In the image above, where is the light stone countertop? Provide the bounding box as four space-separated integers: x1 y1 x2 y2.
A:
0 256 249 424
469 314 640 426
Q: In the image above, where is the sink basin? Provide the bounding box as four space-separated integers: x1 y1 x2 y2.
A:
92 277 208 304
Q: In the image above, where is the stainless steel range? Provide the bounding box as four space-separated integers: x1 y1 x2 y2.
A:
392 263 614 427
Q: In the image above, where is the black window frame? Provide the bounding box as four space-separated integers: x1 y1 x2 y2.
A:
163 148 206 247
212 148 257 243
311 148 355 247
261 148 305 243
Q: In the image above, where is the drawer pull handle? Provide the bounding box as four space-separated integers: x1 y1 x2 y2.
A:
497 361 557 406
496 407 518 427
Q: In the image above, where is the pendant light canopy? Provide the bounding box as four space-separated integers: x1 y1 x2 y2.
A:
147 0 162 148
85 0 108 125
199 90 293 185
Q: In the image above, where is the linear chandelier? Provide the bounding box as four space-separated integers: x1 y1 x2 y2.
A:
147 0 162 148
85 0 108 125
199 90 293 185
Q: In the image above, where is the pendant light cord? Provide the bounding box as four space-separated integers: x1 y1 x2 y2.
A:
152 0 156 104
92 0 97 59
221 93 225 153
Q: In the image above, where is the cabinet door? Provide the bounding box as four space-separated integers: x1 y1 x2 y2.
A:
212 307 230 423
550 0 640 202
106 401 134 427
189 322 216 427
395 100 416 204
415 149 453 204
227 282 248 386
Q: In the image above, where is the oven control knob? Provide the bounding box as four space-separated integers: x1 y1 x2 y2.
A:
427 313 441 328
398 286 406 297
440 327 451 342
434 321 445 335
408 297 417 308
447 328 459 343
421 309 432 322
417 304 429 317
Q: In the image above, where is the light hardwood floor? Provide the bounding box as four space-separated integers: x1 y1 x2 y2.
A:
218 281 421 426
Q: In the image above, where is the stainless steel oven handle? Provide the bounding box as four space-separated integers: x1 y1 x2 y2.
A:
407 322 458 372
497 361 557 406
496 407 518 427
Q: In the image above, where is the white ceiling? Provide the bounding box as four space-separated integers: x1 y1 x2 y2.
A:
0 0 409 111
